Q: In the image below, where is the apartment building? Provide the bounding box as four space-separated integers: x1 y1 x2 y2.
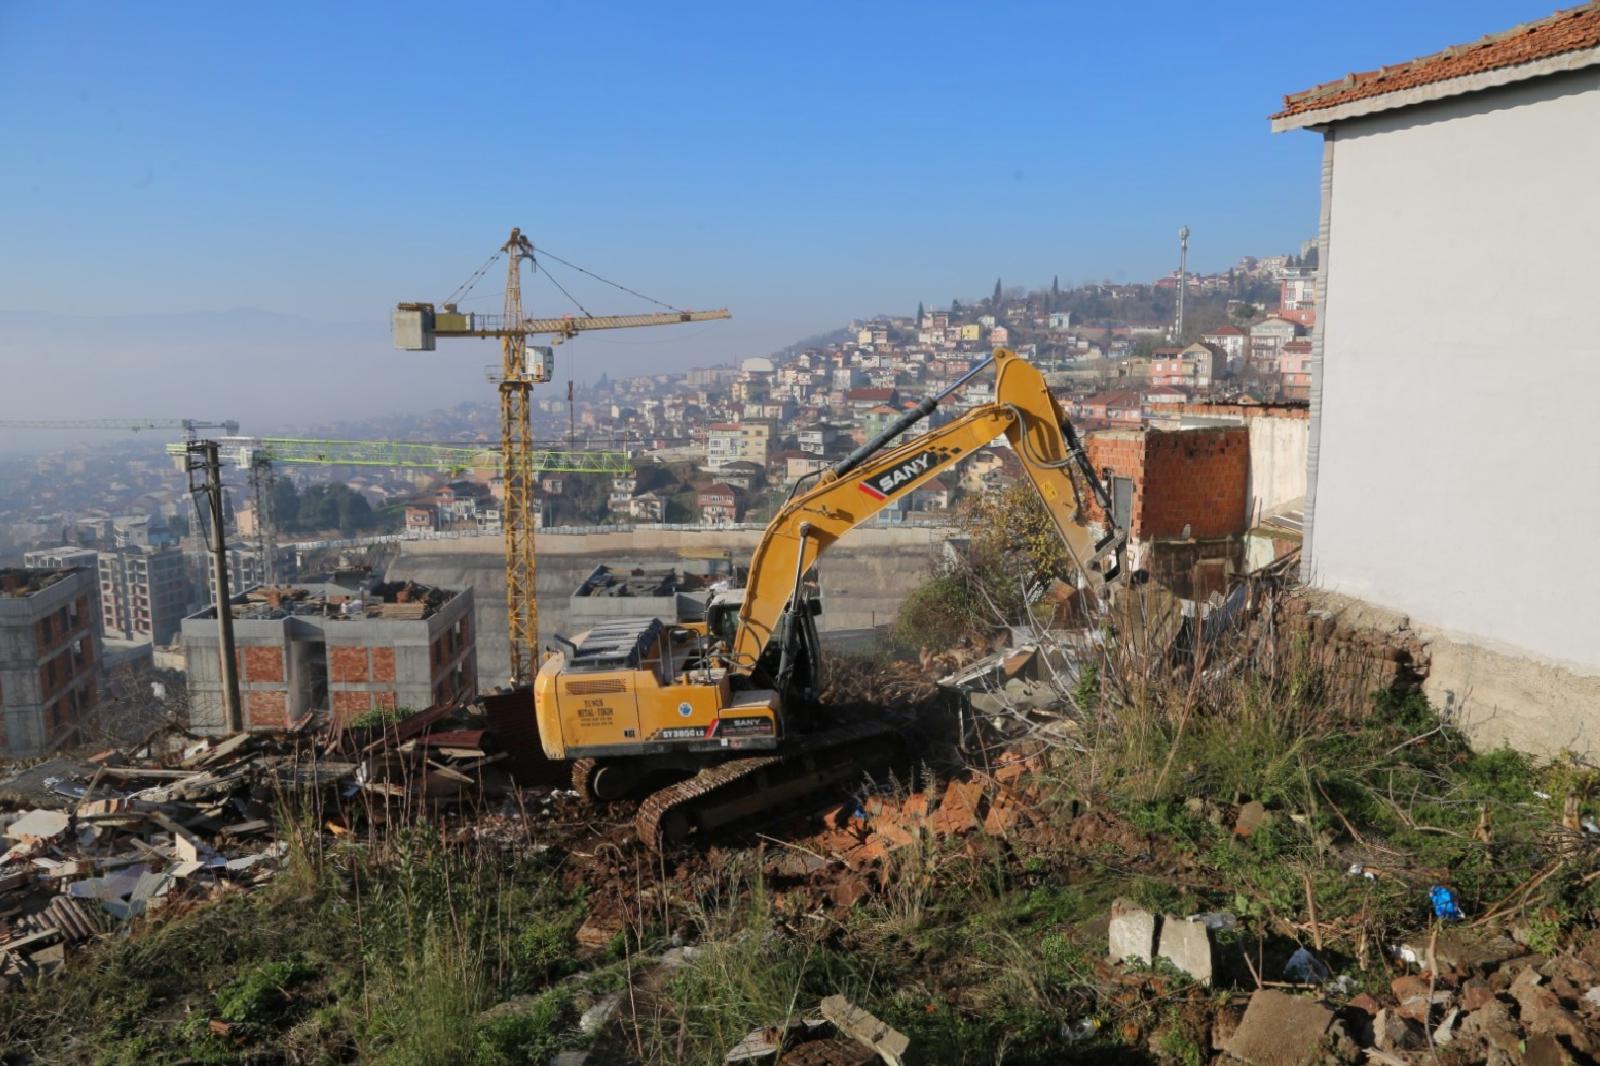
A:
0 568 101 756
97 544 189 645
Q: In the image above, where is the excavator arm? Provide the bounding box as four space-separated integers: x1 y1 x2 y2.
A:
729 348 1125 673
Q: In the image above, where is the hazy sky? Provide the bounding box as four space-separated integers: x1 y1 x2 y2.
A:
0 0 1559 423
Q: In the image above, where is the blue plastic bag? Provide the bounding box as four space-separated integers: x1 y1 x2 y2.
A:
1430 885 1463 920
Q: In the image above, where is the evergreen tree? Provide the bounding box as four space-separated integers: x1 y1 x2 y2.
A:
951 298 962 316
1051 275 1061 308
992 278 1003 307
915 300 924 325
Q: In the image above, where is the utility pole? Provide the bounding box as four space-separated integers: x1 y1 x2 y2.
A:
1174 225 1190 343
186 439 242 733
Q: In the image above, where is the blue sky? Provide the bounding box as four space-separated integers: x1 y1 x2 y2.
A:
0 0 1561 412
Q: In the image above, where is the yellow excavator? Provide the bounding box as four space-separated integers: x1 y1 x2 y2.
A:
533 348 1128 846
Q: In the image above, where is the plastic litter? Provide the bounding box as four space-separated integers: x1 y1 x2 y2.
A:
1061 1018 1101 1043
1430 885 1464 920
1325 974 1358 996
1188 911 1237 931
1283 946 1332 983
1346 862 1377 881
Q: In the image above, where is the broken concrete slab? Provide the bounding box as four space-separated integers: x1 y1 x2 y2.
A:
1108 898 1157 965
1156 914 1212 985
4 809 70 843
579 993 621 1036
820 994 911 1066
1225 989 1333 1066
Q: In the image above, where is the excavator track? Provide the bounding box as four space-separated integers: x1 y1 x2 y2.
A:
636 719 905 850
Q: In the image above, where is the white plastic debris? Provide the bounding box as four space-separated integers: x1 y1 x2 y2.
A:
1061 1018 1101 1043
1188 911 1237 931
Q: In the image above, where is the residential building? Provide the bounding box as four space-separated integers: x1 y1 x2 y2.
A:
0 568 101 757
435 480 491 524
1280 269 1317 310
910 478 952 512
1279 340 1312 400
627 492 666 522
1073 389 1145 425
1048 311 1073 331
1249 316 1304 369
404 505 437 532
23 545 100 571
716 461 765 492
182 574 475 733
697 483 739 525
1202 325 1249 367
705 421 772 471
1271 1 1600 753
98 544 189 644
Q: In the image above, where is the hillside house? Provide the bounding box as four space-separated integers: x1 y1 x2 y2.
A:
1272 0 1600 753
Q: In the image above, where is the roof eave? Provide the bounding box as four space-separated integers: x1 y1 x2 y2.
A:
1271 43 1600 132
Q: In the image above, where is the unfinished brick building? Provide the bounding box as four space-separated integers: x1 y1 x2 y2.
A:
182 572 475 733
1085 425 1253 600
0 568 101 756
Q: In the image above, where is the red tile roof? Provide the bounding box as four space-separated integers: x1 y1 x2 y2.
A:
1275 1 1600 120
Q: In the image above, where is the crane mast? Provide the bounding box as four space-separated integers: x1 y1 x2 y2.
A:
395 228 730 685
500 229 539 688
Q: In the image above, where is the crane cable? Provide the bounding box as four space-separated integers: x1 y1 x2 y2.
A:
534 248 684 313
533 258 594 319
444 251 504 307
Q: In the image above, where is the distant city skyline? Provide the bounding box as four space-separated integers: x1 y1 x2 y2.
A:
0 0 1560 420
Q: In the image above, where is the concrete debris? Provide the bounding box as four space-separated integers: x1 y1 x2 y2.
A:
1108 898 1157 965
1225 989 1333 1066
1155 913 1213 985
578 993 621 1036
1106 901 1213 984
820 994 911 1066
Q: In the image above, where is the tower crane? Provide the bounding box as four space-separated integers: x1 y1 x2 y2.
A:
1 417 239 437
394 228 729 684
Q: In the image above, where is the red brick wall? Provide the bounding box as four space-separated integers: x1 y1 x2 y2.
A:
1084 427 1249 542
333 690 372 717
1084 432 1148 537
330 646 369 683
242 646 285 684
1141 427 1250 540
370 646 396 683
247 690 287 729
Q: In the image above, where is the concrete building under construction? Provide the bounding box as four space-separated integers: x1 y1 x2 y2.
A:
182 571 475 734
0 568 102 757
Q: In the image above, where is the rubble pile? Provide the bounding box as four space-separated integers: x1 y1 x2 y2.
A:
0 733 318 987
0 702 505 988
760 749 1049 911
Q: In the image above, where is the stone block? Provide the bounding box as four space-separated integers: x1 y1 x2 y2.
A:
1156 914 1212 985
1108 898 1156 965
1225 989 1333 1066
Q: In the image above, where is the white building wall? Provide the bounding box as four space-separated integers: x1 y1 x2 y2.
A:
1306 71 1600 744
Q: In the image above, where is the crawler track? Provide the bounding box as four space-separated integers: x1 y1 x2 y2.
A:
636 720 904 850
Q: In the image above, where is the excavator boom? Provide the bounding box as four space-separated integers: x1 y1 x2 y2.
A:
730 347 1123 670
